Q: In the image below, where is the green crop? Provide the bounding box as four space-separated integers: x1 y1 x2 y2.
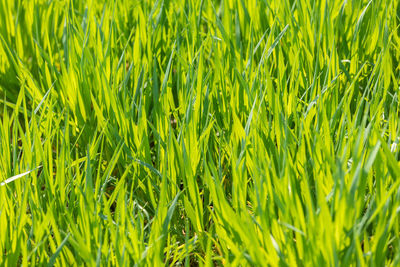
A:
0 0 399 266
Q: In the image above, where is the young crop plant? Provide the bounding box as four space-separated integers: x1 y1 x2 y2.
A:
0 0 400 266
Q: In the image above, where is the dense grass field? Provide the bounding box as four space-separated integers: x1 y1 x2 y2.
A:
1 0 400 265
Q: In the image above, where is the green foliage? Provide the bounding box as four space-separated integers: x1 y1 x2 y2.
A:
0 0 400 265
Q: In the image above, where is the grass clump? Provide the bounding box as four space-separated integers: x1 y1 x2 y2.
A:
1 0 400 266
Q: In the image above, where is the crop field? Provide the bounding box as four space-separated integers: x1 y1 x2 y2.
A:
0 0 400 266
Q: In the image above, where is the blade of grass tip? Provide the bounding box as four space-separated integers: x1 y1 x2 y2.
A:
0 166 42 186
134 158 162 178
160 42 176 97
265 24 289 61
245 93 258 136
47 233 71 267
162 192 182 235
34 80 57 114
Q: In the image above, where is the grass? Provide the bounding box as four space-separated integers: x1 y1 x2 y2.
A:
0 0 400 265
